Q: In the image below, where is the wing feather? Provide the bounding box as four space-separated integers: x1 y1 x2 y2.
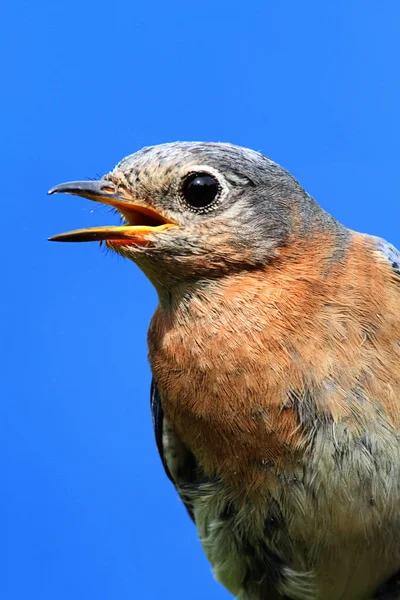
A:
150 379 196 521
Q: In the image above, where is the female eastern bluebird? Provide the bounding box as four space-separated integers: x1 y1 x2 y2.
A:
49 143 400 600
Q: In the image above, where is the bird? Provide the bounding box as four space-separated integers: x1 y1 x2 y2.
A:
49 142 400 600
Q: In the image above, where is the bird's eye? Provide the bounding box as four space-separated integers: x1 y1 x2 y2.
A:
181 173 221 210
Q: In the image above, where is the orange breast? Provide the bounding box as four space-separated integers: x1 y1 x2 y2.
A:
148 232 400 493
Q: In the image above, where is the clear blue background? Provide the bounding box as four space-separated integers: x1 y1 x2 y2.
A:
3 1 400 598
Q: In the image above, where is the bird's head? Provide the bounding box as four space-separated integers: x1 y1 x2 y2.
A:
49 142 336 294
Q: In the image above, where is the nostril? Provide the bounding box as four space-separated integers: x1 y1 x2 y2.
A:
101 184 116 194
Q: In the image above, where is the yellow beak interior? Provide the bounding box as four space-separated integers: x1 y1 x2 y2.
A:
48 180 176 243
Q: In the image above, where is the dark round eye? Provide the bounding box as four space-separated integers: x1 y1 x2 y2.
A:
181 173 220 209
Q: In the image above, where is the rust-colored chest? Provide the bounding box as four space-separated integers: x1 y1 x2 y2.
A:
148 234 400 488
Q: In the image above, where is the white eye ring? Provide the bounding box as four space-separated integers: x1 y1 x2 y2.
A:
177 164 229 213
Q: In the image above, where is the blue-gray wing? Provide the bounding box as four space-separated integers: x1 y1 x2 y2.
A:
150 379 174 483
370 237 400 599
150 379 196 522
375 237 400 275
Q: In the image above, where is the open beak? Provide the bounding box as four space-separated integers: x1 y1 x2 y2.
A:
48 180 177 244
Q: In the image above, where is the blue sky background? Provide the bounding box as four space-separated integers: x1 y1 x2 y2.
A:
3 1 400 599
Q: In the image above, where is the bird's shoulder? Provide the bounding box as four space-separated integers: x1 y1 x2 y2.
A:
373 235 400 276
